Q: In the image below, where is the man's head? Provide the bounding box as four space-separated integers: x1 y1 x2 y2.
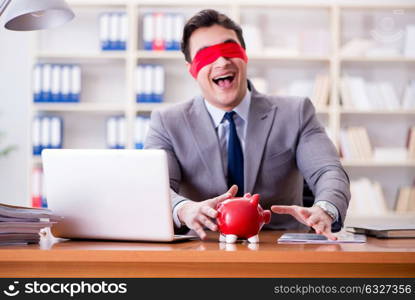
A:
181 9 248 111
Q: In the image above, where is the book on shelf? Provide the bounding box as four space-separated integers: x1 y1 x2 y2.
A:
136 64 165 103
395 185 415 213
99 12 128 51
404 25 415 58
0 203 60 245
402 80 415 109
32 116 63 156
373 147 408 162
135 116 151 149
407 126 415 160
340 37 403 58
311 74 330 109
33 64 81 103
106 116 126 149
340 127 372 160
142 12 184 51
340 76 401 110
241 24 263 54
282 74 329 110
348 178 388 216
340 38 374 57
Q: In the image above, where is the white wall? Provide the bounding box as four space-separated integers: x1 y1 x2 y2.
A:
0 24 33 206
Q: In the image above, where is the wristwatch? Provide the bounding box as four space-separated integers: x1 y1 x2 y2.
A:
314 201 338 223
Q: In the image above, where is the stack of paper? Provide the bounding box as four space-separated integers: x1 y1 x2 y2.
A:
0 203 60 245
347 225 415 238
277 232 366 244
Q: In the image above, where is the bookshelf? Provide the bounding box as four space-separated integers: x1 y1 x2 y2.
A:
28 0 415 220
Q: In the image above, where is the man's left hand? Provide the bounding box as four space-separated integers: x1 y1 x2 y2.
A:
271 205 337 240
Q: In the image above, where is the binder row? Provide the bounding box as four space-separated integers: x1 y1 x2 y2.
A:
99 12 128 51
32 116 63 156
135 116 151 149
136 64 165 103
32 167 47 208
106 116 126 149
33 64 81 103
142 13 185 51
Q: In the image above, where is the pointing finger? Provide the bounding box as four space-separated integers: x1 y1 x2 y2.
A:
322 225 337 241
271 205 296 215
306 214 320 227
312 222 325 235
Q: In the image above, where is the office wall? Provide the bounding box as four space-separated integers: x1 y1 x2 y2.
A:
0 25 33 205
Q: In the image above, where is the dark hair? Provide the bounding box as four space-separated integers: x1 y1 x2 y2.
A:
181 9 246 63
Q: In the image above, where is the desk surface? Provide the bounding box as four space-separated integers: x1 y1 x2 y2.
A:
1 231 415 277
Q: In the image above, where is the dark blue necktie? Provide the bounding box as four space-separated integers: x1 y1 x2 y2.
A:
224 111 244 197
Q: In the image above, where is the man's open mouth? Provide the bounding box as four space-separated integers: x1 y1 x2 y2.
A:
212 73 235 88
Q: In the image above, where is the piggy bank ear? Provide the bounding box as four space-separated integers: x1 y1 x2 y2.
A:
249 194 260 206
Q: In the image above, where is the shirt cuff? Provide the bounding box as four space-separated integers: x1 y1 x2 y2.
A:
314 201 339 224
172 200 190 228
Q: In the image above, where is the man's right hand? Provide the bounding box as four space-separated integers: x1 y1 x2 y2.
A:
177 185 238 240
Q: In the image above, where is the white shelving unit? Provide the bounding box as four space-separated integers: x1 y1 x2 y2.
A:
28 1 415 221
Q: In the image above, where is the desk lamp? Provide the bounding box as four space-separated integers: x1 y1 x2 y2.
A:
0 0 74 31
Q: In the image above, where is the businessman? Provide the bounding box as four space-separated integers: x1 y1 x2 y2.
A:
145 9 350 240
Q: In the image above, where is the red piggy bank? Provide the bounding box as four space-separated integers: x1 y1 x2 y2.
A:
216 194 271 243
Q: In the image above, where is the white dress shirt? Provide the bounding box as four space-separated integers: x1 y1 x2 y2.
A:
203 89 251 176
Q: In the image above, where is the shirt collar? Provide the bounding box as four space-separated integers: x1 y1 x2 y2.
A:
204 89 251 128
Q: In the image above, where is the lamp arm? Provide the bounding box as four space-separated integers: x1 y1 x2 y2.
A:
0 0 11 17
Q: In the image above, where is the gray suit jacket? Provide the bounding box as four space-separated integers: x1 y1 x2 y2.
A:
145 82 350 231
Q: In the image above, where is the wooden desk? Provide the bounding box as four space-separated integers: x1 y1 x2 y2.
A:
1 231 414 277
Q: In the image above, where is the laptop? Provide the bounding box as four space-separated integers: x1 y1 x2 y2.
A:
42 149 196 242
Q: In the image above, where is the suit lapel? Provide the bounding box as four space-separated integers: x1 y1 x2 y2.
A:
185 96 228 192
244 88 277 194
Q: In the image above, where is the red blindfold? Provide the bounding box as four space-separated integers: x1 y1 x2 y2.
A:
189 42 248 78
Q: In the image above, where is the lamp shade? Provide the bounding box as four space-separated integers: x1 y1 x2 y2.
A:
4 0 74 31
